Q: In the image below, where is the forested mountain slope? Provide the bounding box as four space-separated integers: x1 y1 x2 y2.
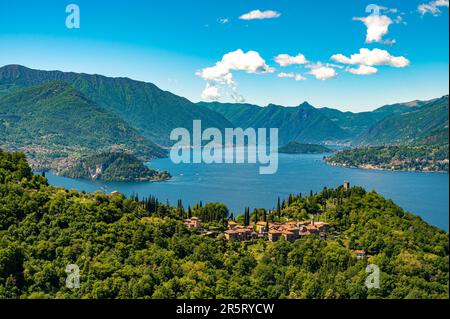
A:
0 65 234 146
0 149 448 299
0 81 165 169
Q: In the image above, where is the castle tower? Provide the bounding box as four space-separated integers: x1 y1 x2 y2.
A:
343 181 350 190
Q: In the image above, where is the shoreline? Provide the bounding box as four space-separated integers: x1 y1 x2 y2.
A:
324 160 449 174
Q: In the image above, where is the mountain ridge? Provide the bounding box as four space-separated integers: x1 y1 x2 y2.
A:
1 65 448 148
198 101 353 145
0 64 235 146
199 95 448 146
0 80 165 170
355 95 449 146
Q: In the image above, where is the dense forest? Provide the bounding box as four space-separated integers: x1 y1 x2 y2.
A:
0 149 448 299
326 145 449 172
0 81 165 171
0 65 234 147
278 142 332 154
56 152 171 182
355 95 449 146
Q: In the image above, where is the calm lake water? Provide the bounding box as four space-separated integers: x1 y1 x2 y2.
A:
43 149 449 231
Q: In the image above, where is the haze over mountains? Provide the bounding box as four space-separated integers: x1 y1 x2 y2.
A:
0 64 448 167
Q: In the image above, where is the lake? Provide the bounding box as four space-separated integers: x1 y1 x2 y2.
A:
43 149 449 231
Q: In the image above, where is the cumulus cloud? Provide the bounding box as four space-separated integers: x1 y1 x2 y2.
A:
346 65 378 75
239 10 281 20
201 84 221 100
275 53 308 67
278 72 307 81
331 48 410 68
418 0 449 16
220 50 275 74
353 14 393 43
306 64 338 80
197 49 274 101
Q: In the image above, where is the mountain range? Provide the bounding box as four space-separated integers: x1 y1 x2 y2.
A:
0 65 234 146
354 96 449 146
0 64 448 168
198 101 352 145
0 80 165 169
200 97 448 146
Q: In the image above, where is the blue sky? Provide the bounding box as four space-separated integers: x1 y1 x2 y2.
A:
0 0 448 112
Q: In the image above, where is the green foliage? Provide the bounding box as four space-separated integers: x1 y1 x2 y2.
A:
201 101 352 145
356 96 449 146
0 65 234 147
1 65 447 150
279 141 332 154
326 144 449 172
0 81 165 169
57 152 171 182
192 203 229 224
0 150 448 299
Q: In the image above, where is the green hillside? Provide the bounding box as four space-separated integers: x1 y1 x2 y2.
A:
0 65 234 146
200 101 352 145
0 81 165 170
57 152 171 182
371 99 431 117
315 108 382 137
199 98 440 146
317 99 429 138
278 141 332 154
355 96 449 146
326 145 449 172
0 149 448 299
1 65 447 150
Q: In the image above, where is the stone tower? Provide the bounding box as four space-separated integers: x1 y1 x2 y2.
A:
343 181 350 190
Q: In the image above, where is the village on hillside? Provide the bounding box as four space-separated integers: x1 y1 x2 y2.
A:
185 216 330 242
184 216 366 258
182 181 366 259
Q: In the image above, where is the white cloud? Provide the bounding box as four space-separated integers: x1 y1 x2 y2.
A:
331 48 410 68
307 65 338 80
278 72 307 81
197 62 234 85
221 50 275 74
353 14 393 43
275 53 308 67
346 65 378 75
201 84 221 100
197 49 274 101
239 10 281 20
418 0 449 16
